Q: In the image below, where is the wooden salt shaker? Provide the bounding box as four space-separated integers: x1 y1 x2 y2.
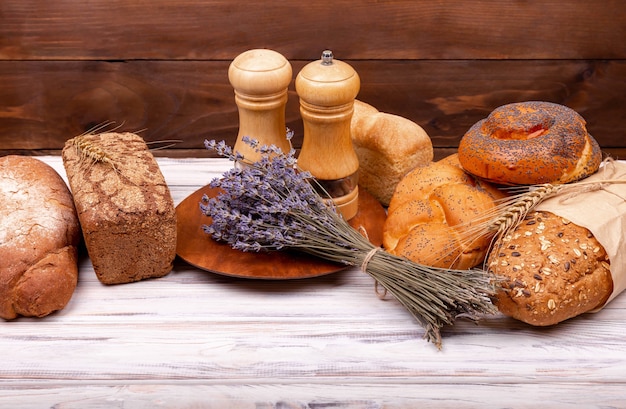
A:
228 49 293 162
295 50 361 220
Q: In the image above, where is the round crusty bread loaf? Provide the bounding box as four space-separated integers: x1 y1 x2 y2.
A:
0 156 81 319
383 154 507 270
487 210 613 326
350 100 433 206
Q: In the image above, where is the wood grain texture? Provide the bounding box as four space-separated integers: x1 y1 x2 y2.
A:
1 60 625 158
1 0 626 160
2 0 625 60
1 156 625 408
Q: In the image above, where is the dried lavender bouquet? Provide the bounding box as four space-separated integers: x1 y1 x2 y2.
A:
200 138 497 348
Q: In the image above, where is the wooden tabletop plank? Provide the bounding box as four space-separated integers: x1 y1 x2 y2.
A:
1 156 625 407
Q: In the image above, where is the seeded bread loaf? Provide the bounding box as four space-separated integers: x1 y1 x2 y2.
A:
62 132 176 285
487 210 613 326
0 156 81 319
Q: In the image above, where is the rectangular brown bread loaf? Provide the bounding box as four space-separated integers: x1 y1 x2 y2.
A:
62 132 177 284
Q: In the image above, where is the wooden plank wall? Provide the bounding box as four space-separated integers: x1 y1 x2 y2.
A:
1 1 625 160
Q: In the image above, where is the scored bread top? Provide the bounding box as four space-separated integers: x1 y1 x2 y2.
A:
62 132 174 229
62 131 177 284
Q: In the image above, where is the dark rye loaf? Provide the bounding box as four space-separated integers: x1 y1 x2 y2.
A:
62 132 176 284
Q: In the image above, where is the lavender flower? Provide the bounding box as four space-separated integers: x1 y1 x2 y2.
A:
200 137 498 348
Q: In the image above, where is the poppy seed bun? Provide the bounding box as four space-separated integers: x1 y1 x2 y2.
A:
458 101 602 185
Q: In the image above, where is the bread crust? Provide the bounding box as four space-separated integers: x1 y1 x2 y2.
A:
458 101 602 185
487 210 613 326
0 156 80 319
350 100 433 206
383 154 506 269
62 132 177 285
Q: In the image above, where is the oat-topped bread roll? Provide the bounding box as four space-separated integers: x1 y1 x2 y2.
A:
62 132 176 284
487 210 612 326
0 156 81 319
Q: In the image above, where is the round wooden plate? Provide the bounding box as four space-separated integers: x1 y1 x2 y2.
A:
175 185 387 279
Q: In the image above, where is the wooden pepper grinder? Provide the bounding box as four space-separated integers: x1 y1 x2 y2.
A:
228 49 293 162
295 50 361 220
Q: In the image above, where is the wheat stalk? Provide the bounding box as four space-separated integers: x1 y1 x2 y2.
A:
487 184 561 240
455 170 626 268
65 121 125 172
67 133 119 173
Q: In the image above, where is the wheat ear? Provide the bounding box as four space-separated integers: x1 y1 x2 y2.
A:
488 184 562 240
67 134 119 173
446 183 563 271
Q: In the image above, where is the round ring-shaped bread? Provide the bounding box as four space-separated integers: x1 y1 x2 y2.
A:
458 101 602 185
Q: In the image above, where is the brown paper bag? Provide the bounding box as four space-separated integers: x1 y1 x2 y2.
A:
536 160 626 308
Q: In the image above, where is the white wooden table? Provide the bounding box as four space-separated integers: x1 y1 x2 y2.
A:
2 156 625 408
